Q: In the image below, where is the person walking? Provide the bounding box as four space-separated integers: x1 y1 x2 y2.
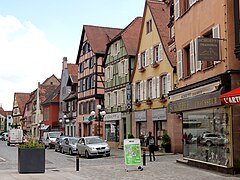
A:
146 131 155 161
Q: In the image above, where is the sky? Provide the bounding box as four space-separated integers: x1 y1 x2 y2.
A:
0 0 145 111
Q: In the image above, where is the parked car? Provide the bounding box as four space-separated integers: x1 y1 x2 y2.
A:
61 137 80 155
200 133 226 146
1 133 8 141
55 136 67 152
77 136 110 158
42 131 63 148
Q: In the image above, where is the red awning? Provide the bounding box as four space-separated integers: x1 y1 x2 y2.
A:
219 87 240 104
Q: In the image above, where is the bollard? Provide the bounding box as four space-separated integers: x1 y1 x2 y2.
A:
76 154 79 171
143 150 146 166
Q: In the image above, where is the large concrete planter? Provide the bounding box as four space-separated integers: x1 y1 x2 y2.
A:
18 148 45 173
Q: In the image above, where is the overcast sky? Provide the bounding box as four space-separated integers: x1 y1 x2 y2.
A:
0 0 145 110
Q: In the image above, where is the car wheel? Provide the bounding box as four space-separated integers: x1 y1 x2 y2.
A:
7 142 10 146
69 149 73 155
206 141 212 147
85 150 90 159
106 153 110 157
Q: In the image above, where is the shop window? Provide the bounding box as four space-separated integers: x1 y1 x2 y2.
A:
182 108 229 166
105 122 119 142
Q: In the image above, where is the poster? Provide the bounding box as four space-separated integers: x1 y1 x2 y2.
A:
124 139 142 166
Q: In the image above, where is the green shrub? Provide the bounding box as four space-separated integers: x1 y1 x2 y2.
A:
18 137 45 148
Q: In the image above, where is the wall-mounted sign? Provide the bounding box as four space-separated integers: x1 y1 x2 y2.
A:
135 111 146 122
152 108 167 121
197 37 220 61
104 112 122 121
126 84 132 111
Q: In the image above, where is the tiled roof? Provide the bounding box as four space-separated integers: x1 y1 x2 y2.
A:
40 85 59 103
121 17 143 56
67 64 78 84
0 107 5 116
42 85 60 105
148 0 176 67
84 25 122 54
63 91 78 102
15 93 30 115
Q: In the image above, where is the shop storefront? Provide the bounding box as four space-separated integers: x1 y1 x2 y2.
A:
135 111 147 146
104 112 121 148
168 76 235 173
152 108 167 146
83 116 92 136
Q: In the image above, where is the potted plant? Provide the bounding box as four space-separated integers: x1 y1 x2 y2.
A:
161 132 171 153
128 134 135 139
135 99 141 106
18 137 45 173
146 97 153 105
159 95 167 103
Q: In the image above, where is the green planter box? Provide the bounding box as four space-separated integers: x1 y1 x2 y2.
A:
18 148 45 173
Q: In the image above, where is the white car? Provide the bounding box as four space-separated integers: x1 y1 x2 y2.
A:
77 136 110 158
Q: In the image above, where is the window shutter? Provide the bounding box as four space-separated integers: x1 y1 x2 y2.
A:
152 77 156 98
110 92 113 107
117 41 120 54
177 49 183 80
124 59 128 74
156 76 160 98
132 83 136 102
158 43 163 61
143 80 147 100
166 73 171 95
150 47 154 64
145 49 149 66
117 91 119 105
213 24 221 64
195 38 201 71
175 0 180 19
138 53 141 69
140 81 143 101
190 40 195 74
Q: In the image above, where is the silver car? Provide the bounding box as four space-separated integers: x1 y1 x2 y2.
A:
61 137 80 155
77 136 110 158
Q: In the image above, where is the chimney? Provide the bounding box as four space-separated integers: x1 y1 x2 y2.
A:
62 57 68 70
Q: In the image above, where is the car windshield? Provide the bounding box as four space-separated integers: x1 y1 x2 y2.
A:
85 137 103 144
49 132 61 138
69 138 79 144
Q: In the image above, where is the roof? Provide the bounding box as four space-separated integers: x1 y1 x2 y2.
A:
42 85 60 105
14 93 30 115
39 85 59 103
63 91 78 102
67 64 78 84
148 0 176 67
105 17 143 58
0 107 5 116
76 25 122 64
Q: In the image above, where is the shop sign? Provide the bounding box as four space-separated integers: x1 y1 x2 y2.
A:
152 108 167 121
168 90 222 113
197 37 220 61
104 112 121 121
135 111 146 122
126 84 132 110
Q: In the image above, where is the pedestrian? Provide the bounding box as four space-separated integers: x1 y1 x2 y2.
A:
146 131 155 161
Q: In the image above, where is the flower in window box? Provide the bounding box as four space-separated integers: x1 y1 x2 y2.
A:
159 95 167 103
151 61 159 68
146 98 153 105
135 99 141 106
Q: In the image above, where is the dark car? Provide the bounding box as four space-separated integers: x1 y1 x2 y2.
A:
55 136 67 152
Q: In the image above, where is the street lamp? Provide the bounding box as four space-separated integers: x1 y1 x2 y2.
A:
91 105 106 137
59 114 69 135
38 121 44 142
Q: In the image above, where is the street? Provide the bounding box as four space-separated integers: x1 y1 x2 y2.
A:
0 141 239 180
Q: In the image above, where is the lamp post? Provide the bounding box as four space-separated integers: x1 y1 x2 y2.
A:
59 114 69 135
38 121 44 142
91 105 106 137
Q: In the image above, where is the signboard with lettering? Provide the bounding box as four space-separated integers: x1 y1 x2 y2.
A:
104 113 121 121
126 84 132 111
168 90 222 113
197 37 220 61
152 108 167 121
135 111 146 122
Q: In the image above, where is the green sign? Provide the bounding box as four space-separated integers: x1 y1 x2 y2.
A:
124 144 141 165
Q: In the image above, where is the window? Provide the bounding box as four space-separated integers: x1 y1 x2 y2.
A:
79 62 84 73
146 19 152 34
79 79 83 92
148 79 153 98
183 0 190 13
91 75 95 88
161 75 167 96
136 82 141 101
111 41 120 56
83 42 90 54
140 50 148 68
154 46 159 62
89 57 94 69
183 44 191 77
175 0 180 19
122 88 126 104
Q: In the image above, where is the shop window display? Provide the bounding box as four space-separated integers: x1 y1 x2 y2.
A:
105 122 119 142
183 107 229 166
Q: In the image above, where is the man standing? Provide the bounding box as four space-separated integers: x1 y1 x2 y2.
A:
146 131 155 161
